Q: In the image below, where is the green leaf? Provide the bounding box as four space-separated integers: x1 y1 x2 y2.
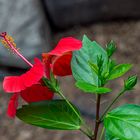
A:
108 59 117 73
76 81 112 94
71 35 108 86
106 40 116 58
16 100 82 130
105 131 121 140
104 104 140 140
88 61 98 75
108 64 132 80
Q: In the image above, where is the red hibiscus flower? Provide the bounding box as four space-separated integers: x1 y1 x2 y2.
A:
42 37 82 76
3 58 53 118
0 33 82 118
0 32 53 118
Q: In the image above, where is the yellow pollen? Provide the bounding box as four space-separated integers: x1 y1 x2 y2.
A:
0 34 19 52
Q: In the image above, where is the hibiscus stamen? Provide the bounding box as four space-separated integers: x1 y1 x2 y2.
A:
0 32 33 67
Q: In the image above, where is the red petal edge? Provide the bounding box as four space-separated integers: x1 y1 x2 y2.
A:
48 37 82 56
3 58 44 93
7 93 19 118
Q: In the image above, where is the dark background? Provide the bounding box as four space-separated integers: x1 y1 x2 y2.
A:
0 0 140 139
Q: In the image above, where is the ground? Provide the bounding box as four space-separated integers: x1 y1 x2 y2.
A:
0 20 140 140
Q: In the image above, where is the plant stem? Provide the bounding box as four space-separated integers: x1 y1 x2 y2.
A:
43 79 93 139
58 90 83 122
57 90 93 138
80 129 93 139
93 94 101 140
100 88 126 121
99 126 105 140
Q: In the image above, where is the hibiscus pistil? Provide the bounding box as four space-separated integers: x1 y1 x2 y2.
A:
0 32 33 67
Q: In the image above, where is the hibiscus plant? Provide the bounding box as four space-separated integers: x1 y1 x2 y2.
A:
0 32 139 140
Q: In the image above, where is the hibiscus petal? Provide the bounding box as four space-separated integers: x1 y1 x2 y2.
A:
52 52 72 76
20 84 54 103
48 37 82 56
7 93 19 118
3 58 44 93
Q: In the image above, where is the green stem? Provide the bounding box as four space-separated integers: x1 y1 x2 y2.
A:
58 90 83 122
99 126 105 140
100 88 126 121
80 129 93 139
43 77 93 138
57 90 93 137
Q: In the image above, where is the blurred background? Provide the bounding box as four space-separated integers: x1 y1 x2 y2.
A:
0 0 140 139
